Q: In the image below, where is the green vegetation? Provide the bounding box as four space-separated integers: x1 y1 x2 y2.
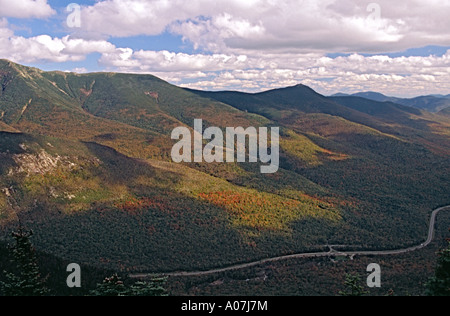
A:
0 228 48 296
426 240 450 296
165 210 450 296
338 273 369 296
281 129 349 167
0 60 449 295
90 274 167 297
0 227 167 296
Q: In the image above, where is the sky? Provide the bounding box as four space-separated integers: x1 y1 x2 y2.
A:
0 0 450 97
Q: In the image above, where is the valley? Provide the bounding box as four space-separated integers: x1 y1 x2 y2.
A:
131 205 450 278
0 59 449 295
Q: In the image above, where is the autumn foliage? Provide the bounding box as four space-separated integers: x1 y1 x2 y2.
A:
198 190 339 233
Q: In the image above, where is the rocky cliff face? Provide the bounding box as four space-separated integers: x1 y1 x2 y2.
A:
0 139 105 224
9 145 63 176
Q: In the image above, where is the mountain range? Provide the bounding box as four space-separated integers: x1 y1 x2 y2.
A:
331 91 450 113
0 59 449 295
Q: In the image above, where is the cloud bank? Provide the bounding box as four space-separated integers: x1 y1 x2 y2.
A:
76 0 450 54
1 0 450 97
0 0 55 19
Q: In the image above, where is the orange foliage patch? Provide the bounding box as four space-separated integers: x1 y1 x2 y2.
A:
199 191 310 232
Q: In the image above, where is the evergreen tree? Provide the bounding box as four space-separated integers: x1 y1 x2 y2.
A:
90 274 167 296
0 227 48 296
338 273 369 297
426 241 450 296
89 274 128 296
129 277 168 297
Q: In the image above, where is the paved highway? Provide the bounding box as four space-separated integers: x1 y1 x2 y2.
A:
130 205 450 278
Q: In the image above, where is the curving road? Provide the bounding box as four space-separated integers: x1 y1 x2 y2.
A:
130 205 450 278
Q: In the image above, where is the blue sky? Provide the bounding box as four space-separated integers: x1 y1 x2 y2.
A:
1 0 450 97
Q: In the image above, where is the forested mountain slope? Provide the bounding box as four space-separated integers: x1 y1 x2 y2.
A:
0 60 449 276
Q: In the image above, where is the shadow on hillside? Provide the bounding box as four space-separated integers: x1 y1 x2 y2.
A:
0 132 37 175
83 141 182 189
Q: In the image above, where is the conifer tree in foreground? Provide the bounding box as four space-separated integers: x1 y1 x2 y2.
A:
0 227 48 296
426 240 450 296
338 273 369 297
89 274 168 296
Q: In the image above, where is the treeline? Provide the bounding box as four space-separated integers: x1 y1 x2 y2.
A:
0 228 167 296
167 237 450 296
0 235 109 296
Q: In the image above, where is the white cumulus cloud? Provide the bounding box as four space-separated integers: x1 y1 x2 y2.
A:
73 0 450 54
0 0 55 19
92 43 450 97
0 20 116 63
1 1 450 97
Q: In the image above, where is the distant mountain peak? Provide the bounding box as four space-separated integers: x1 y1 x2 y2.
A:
341 90 450 113
331 93 349 97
